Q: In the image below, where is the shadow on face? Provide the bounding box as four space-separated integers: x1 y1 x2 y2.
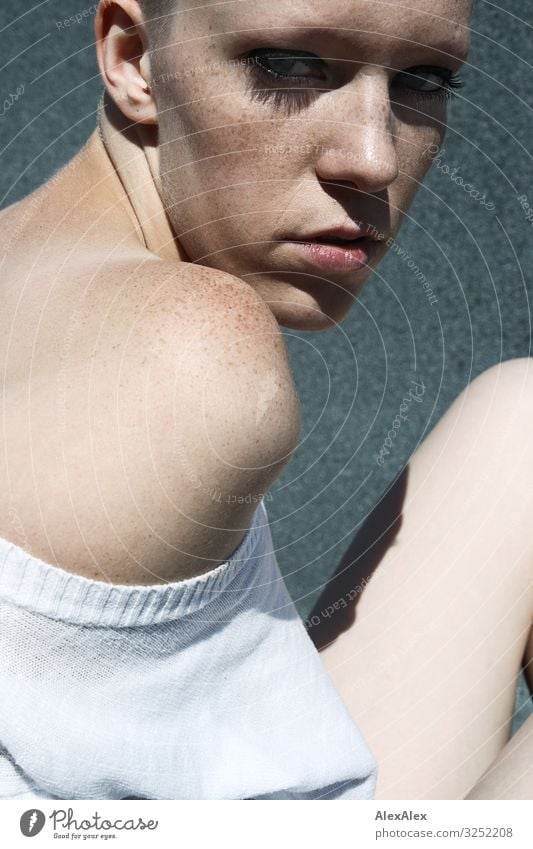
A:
98 0 473 330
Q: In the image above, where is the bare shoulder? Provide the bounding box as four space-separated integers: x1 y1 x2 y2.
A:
119 256 287 360
85 255 300 459
0 255 300 585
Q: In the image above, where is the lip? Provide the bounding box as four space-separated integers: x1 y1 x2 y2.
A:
280 223 384 273
299 223 382 242
284 236 380 273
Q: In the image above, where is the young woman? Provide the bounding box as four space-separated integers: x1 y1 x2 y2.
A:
0 0 531 799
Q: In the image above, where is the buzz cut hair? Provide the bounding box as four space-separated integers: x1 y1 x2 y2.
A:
140 0 177 21
139 0 179 47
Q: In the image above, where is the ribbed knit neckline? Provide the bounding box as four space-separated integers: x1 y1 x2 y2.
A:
0 501 266 628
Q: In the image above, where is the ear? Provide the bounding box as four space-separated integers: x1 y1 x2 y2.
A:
95 0 157 125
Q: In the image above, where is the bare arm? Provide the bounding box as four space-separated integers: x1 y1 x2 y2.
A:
2 261 300 584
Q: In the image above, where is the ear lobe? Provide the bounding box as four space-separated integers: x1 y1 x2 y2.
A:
125 82 156 122
95 1 158 126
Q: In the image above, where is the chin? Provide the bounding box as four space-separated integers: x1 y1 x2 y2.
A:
274 305 342 331
249 274 365 332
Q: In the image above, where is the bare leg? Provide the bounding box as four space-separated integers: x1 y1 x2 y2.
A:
311 358 533 799
464 710 533 799
524 626 533 695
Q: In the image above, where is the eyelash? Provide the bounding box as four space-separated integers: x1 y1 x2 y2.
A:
393 68 464 104
243 49 464 112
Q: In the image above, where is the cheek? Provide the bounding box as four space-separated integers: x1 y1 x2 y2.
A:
159 89 259 185
158 91 312 225
160 125 290 215
158 125 303 262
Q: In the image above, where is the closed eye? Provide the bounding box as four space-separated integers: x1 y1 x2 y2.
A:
392 66 464 101
243 48 328 113
246 48 328 83
242 49 464 114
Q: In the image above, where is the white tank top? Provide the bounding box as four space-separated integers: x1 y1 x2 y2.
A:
0 499 377 799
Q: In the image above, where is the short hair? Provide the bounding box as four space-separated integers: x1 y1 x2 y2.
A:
139 0 179 47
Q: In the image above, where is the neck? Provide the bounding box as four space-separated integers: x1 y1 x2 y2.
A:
96 93 186 262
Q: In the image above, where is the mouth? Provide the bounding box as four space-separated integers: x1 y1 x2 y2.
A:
282 227 383 273
311 235 365 246
297 223 383 243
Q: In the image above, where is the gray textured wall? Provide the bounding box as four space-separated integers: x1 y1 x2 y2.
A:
1 1 532 730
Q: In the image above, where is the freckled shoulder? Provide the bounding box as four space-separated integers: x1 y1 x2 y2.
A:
0 255 300 584
117 257 300 463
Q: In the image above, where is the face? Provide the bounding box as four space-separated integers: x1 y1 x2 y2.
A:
150 0 472 330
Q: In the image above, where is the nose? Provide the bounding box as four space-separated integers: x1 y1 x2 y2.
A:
314 72 400 195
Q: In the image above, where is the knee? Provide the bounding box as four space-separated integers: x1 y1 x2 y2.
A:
465 358 533 419
433 357 533 474
472 357 533 394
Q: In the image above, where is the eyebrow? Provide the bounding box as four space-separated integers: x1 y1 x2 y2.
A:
237 25 470 68
386 34 471 68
